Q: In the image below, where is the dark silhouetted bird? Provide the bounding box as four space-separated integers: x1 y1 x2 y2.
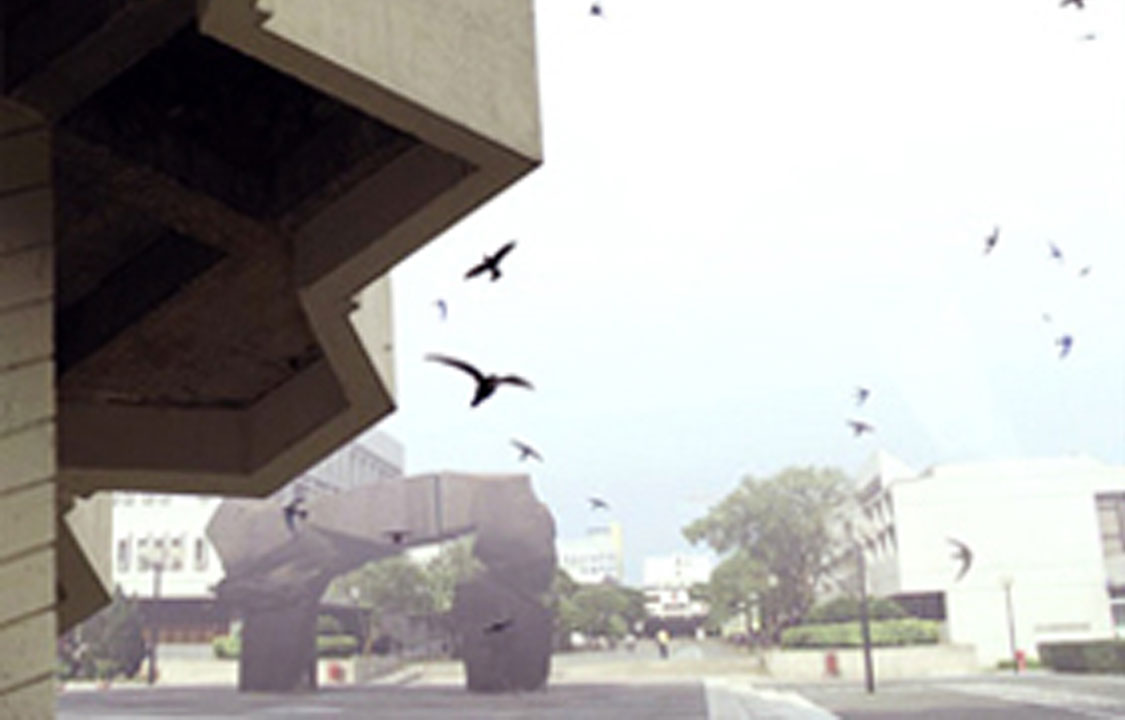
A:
385 530 411 545
283 498 308 533
855 387 871 406
590 2 603 16
434 299 447 320
465 240 517 282
847 419 875 437
948 537 973 581
1061 0 1084 8
588 497 610 511
1079 266 1092 277
511 439 543 462
425 354 533 407
984 226 999 254
1049 241 1064 262
484 618 515 634
1056 334 1074 358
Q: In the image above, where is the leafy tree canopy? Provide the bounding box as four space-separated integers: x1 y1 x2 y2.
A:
683 466 853 637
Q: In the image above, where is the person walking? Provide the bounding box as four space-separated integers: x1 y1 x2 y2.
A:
655 628 670 660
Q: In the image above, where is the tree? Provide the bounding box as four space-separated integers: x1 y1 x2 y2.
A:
424 538 482 613
683 466 852 640
68 587 146 680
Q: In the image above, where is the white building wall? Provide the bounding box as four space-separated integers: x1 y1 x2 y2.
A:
557 523 624 585
642 554 712 619
863 455 1125 665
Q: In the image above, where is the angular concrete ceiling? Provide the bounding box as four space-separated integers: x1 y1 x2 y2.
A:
3 0 541 497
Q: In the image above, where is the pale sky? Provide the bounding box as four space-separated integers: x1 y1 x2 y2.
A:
372 0 1125 583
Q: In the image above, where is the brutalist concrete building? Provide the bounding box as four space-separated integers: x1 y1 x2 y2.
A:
0 1 541 714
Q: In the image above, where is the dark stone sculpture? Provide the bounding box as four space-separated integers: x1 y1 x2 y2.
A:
206 472 556 694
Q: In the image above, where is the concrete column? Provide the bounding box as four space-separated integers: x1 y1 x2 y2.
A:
238 595 321 693
0 99 57 718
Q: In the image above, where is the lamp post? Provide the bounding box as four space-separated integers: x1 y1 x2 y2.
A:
1001 576 1018 674
845 522 875 694
146 545 168 685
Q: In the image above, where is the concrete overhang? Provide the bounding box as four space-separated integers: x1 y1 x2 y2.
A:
3 0 540 498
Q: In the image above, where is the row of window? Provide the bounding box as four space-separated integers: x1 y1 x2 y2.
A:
116 535 210 573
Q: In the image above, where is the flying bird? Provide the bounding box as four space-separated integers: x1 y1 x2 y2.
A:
847 419 875 437
1049 241 1064 262
590 2 603 16
948 537 973 582
283 498 308 533
511 439 543 462
588 497 610 511
983 226 999 255
434 299 448 321
484 618 515 634
1056 334 1074 358
1060 0 1084 8
464 240 517 282
385 530 411 545
425 353 533 407
855 386 871 406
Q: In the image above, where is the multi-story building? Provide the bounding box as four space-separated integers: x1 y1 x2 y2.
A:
851 450 1125 665
642 553 712 621
111 433 403 641
558 523 625 585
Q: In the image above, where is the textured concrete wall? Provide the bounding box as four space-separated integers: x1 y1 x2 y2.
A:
0 98 57 718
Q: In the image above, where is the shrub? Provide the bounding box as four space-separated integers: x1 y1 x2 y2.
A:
1039 640 1125 673
316 614 345 636
805 597 907 624
317 634 359 658
211 633 358 659
212 634 241 659
780 618 940 648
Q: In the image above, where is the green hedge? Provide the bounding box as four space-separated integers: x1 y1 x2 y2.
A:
805 597 907 624
780 618 940 648
211 634 358 659
1039 640 1125 673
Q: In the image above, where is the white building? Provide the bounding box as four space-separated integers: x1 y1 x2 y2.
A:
557 523 624 584
853 450 1125 665
113 432 404 602
642 553 712 620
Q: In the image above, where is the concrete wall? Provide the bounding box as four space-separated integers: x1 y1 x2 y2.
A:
764 645 980 681
0 98 56 718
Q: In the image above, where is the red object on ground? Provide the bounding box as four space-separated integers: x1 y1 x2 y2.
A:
1015 650 1026 672
825 651 840 677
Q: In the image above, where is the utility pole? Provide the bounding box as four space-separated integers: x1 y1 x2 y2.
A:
856 540 875 694
147 550 166 685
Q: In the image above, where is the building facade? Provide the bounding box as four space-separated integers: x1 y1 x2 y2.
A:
558 523 625 585
852 451 1125 665
642 553 712 621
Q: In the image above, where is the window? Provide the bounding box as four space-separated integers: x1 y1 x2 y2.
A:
194 538 208 571
169 536 184 571
137 537 151 571
117 538 131 572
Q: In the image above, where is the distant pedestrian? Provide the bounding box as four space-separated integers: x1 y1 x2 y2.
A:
656 628 670 659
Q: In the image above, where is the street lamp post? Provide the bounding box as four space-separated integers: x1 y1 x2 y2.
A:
856 540 875 694
1002 576 1018 674
147 557 163 685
